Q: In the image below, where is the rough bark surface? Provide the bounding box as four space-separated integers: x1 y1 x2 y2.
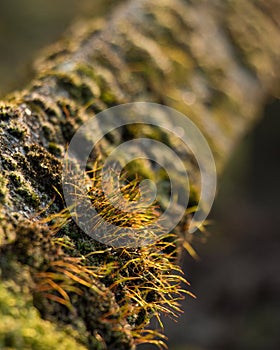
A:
0 0 279 349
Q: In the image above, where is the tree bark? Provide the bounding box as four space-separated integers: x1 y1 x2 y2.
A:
0 0 279 349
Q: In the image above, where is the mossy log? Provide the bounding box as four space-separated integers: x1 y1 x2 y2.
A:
0 0 279 349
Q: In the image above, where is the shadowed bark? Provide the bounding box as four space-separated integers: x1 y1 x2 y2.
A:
0 0 279 349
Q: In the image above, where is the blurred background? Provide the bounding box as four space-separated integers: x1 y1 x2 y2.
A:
0 1 279 349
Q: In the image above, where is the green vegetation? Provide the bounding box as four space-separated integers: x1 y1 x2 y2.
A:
0 280 87 350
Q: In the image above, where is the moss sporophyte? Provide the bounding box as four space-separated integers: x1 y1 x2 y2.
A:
8 164 193 350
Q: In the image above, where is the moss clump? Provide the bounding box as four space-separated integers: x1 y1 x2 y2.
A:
25 144 62 191
0 211 16 246
42 123 56 142
0 175 8 204
7 121 27 140
0 103 20 121
0 216 135 350
8 171 40 208
53 72 95 106
1 156 17 171
9 171 24 188
48 142 63 157
15 186 40 208
0 280 87 350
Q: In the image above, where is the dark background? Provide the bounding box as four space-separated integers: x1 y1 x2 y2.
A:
0 2 279 349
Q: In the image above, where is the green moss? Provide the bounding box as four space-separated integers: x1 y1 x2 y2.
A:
15 186 40 208
0 280 87 350
8 171 41 208
0 212 15 246
100 90 118 106
26 144 61 189
1 156 17 171
0 104 19 121
24 92 61 118
0 175 8 204
48 142 63 157
123 159 155 182
53 72 94 105
188 184 200 209
7 122 27 140
0 218 135 349
9 172 24 187
42 124 55 142
75 63 97 80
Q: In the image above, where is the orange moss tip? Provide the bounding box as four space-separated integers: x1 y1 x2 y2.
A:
133 329 168 349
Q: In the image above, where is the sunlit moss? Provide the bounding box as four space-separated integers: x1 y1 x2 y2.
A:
0 280 87 350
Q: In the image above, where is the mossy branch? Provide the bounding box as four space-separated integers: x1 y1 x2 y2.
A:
0 0 280 349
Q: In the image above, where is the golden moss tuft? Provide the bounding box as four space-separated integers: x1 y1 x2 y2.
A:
31 163 194 349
